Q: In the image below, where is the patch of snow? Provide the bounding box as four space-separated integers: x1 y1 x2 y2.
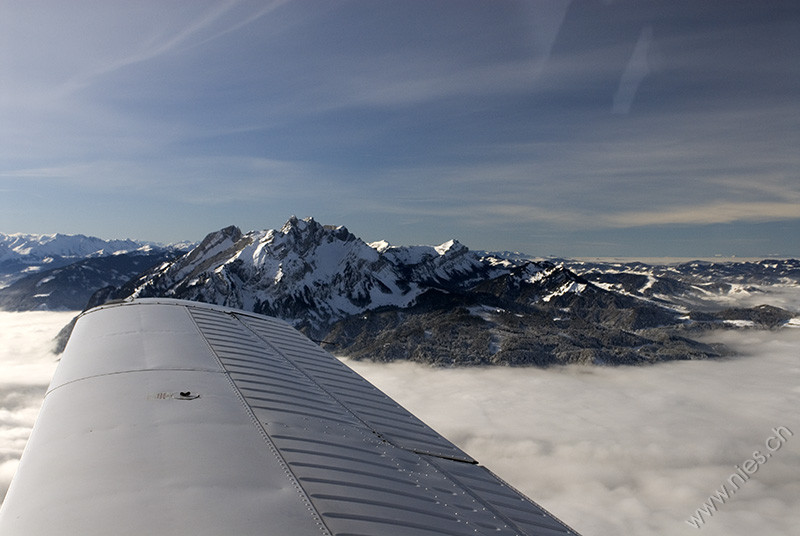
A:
728 283 757 295
592 281 616 292
542 282 586 303
640 275 657 292
369 240 391 253
35 276 55 287
484 257 515 269
467 305 504 322
724 319 757 328
381 245 437 266
525 270 548 284
434 240 457 255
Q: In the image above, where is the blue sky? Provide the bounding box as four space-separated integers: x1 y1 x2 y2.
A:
2 1 798 257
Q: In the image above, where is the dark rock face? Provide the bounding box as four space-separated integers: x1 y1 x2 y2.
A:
689 304 794 328
322 287 730 367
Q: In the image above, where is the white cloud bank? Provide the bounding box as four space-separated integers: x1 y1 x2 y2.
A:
341 292 800 536
0 311 76 502
344 327 800 536
1 306 799 535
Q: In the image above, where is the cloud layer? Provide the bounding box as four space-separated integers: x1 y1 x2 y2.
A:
345 327 800 536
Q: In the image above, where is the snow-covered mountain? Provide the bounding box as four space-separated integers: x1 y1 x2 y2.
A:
0 233 142 259
8 217 794 366
86 215 798 366
121 217 520 330
0 232 192 310
0 232 173 288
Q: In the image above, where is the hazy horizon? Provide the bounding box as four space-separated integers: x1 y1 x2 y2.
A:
2 224 798 263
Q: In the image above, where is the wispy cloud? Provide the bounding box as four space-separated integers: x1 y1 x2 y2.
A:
613 26 653 114
607 201 800 227
63 1 238 93
34 1 289 99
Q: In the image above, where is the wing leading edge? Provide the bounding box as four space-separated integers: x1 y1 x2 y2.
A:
0 298 580 536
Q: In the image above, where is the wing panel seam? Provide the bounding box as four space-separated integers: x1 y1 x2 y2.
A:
184 305 333 536
45 367 225 396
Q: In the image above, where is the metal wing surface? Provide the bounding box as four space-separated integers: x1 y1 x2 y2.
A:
0 298 580 536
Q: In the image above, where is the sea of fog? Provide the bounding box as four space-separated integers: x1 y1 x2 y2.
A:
1 306 799 535
0 311 76 501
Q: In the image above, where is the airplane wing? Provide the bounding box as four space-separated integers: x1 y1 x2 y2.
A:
0 298 580 535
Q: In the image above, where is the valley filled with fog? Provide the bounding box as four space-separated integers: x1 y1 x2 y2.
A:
2 305 799 535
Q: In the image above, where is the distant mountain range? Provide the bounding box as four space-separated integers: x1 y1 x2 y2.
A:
2 219 798 366
0 233 189 310
0 232 191 283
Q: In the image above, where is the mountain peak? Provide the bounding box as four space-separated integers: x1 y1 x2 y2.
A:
435 239 467 256
194 225 243 252
281 214 301 232
280 215 319 234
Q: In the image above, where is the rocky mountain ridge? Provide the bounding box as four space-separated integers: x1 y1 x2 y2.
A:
6 218 797 366
116 217 519 332
0 232 190 310
82 217 799 366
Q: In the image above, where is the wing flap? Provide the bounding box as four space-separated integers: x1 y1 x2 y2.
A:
233 311 475 462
